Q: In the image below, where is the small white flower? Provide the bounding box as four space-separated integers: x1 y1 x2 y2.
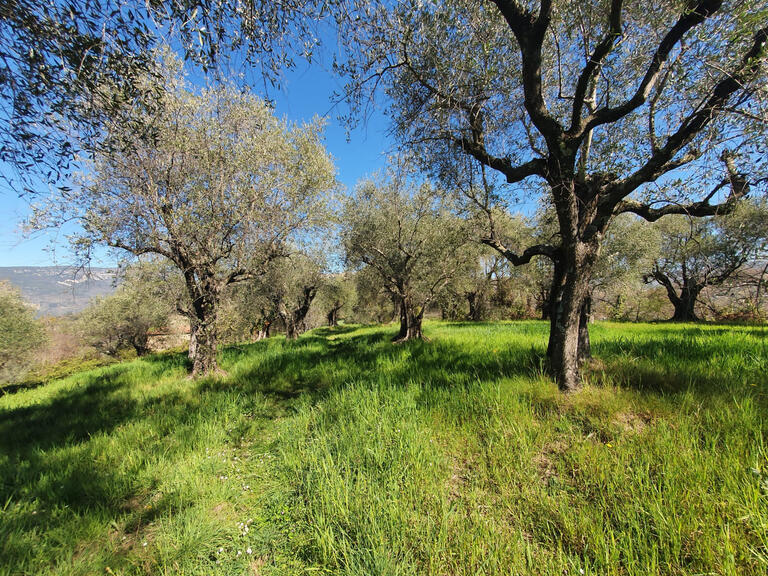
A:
246 547 252 554
142 542 147 547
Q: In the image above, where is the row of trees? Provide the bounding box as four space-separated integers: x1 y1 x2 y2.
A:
3 188 765 386
4 1 768 390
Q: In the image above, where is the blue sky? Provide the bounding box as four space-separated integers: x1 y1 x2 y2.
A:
0 58 392 267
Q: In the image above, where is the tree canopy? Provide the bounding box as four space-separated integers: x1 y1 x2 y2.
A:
0 281 46 384
343 172 471 340
339 0 768 389
648 198 768 321
33 63 336 375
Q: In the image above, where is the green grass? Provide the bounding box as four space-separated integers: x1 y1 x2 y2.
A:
1 320 767 575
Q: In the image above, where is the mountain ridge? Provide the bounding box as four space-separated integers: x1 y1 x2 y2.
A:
0 266 118 316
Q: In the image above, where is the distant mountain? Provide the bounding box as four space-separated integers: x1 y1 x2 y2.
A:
0 267 118 316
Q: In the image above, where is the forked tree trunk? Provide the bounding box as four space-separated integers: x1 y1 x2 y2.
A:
546 242 597 392
282 285 318 340
671 285 701 322
395 296 424 341
651 267 702 322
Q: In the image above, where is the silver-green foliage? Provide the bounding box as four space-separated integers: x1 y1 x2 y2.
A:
77 263 175 357
0 282 46 384
33 59 336 374
342 174 471 337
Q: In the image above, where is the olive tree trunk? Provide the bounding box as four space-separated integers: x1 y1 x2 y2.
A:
671 285 702 322
281 285 318 340
182 270 221 377
327 302 343 326
395 296 424 341
545 239 599 392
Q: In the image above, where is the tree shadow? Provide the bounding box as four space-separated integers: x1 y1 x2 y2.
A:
0 367 138 457
590 330 767 397
3 321 761 571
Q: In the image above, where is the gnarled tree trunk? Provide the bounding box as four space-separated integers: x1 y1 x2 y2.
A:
546 238 599 392
182 270 221 377
253 313 273 341
466 290 486 321
327 301 343 326
648 266 702 322
395 296 424 341
671 284 702 322
190 318 219 375
281 285 318 340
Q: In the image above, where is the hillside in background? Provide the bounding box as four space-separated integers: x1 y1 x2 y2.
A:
0 267 117 316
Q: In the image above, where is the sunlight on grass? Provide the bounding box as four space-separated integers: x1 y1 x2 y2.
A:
1 321 767 575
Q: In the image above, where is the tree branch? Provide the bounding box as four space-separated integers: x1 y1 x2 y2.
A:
455 136 547 183
481 235 560 266
606 24 767 205
107 239 174 262
580 0 723 137
615 150 752 221
570 0 624 133
645 266 681 307
491 0 563 145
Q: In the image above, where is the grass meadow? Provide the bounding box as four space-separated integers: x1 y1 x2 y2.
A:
1 321 767 575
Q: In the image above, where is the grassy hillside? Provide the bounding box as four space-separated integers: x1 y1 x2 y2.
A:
1 321 767 575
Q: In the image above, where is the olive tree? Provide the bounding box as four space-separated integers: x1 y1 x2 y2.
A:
268 251 325 340
218 249 328 341
78 263 174 357
646 199 768 321
340 0 768 390
0 0 363 193
342 174 471 341
0 282 46 384
316 273 357 327
34 67 335 376
0 0 164 193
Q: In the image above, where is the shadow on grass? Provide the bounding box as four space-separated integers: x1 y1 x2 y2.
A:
207 326 548 406
2 321 761 570
0 367 138 457
591 328 767 396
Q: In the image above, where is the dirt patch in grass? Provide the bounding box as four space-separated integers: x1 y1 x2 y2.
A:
533 439 569 483
249 555 268 575
210 501 233 520
446 457 473 502
613 410 653 434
